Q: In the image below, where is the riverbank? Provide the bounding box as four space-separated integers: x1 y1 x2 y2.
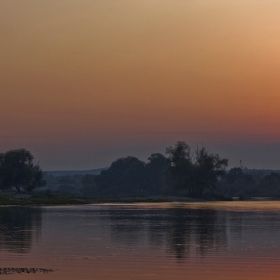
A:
0 191 252 206
0 194 206 206
1 191 276 206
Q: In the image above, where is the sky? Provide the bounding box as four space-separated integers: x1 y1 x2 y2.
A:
1 0 280 171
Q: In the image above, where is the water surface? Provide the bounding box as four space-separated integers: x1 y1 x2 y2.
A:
0 201 280 279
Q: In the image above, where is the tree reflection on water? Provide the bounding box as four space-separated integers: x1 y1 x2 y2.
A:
166 208 227 259
0 207 42 254
105 206 228 261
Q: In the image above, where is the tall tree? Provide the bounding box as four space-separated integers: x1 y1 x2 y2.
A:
0 149 45 192
145 153 167 194
166 141 193 191
166 142 228 197
192 147 228 197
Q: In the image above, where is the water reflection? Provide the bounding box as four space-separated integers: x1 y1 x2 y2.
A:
165 208 227 259
1 203 280 265
105 206 228 260
0 207 42 253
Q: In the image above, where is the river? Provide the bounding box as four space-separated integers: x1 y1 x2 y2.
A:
0 201 280 279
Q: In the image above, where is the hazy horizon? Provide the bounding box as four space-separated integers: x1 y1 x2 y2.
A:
2 0 280 171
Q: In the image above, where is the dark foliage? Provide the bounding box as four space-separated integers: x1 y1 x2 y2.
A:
192 147 228 197
145 153 168 194
166 142 193 191
166 142 228 197
257 172 280 197
40 142 280 199
0 149 45 192
75 143 229 198
95 156 146 195
78 153 169 196
221 168 257 197
219 168 280 198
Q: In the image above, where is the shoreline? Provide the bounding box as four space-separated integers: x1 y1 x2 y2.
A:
0 193 277 206
0 195 207 206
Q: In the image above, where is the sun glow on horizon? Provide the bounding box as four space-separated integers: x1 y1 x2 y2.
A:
1 0 280 170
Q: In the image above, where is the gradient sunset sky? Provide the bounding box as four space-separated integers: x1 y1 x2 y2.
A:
1 0 280 170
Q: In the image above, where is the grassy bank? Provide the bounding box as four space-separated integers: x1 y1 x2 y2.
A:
0 191 235 206
0 192 86 206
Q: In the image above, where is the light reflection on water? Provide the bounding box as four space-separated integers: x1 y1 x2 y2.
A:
0 202 280 279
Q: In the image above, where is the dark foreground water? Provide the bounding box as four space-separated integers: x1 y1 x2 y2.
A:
0 201 280 279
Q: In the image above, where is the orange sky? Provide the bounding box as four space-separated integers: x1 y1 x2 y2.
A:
1 0 280 170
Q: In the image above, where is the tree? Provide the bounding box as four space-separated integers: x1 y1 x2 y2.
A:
145 153 168 194
258 172 280 197
192 147 228 197
166 142 228 197
166 141 193 191
222 168 257 197
0 149 45 192
96 156 146 195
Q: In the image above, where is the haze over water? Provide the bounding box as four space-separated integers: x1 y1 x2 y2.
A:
1 202 280 279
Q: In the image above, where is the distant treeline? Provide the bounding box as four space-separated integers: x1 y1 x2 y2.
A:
44 168 280 198
221 168 280 198
43 142 280 198
44 153 171 196
5 144 279 198
45 141 228 198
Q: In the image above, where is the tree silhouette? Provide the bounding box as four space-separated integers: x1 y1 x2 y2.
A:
166 142 228 197
0 149 45 192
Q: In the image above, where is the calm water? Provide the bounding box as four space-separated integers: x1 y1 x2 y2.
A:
1 202 280 279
